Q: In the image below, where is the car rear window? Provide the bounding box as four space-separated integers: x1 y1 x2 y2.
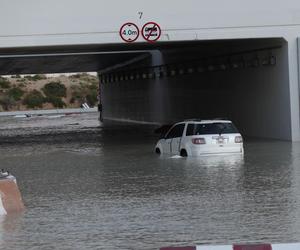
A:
186 122 239 135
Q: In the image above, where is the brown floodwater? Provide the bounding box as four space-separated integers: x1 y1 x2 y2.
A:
0 113 299 250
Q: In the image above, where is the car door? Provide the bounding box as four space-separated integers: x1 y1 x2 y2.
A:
162 129 173 154
170 124 185 155
164 123 185 155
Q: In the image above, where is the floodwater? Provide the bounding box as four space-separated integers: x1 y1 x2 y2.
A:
0 113 300 250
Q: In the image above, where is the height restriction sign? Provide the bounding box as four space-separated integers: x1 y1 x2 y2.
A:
119 22 139 42
142 22 161 43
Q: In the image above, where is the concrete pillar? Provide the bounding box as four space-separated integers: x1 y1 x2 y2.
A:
98 73 103 122
149 50 168 123
289 37 300 141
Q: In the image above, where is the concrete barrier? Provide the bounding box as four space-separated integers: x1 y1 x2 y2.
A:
0 108 98 117
161 243 300 250
0 173 24 215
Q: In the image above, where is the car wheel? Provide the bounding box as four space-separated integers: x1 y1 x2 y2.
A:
155 148 161 154
180 149 188 157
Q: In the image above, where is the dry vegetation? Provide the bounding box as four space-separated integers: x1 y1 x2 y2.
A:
0 73 99 111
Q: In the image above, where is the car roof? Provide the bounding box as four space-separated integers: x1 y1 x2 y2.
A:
176 119 232 125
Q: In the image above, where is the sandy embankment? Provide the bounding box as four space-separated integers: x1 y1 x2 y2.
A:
2 74 98 111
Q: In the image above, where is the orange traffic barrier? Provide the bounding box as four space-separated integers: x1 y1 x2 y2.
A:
160 243 300 250
0 172 24 215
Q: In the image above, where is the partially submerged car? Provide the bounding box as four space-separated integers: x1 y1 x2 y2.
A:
155 119 244 157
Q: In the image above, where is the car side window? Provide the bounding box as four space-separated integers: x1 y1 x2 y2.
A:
165 124 185 139
186 124 195 136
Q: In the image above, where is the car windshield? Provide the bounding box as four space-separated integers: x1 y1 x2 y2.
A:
186 122 239 135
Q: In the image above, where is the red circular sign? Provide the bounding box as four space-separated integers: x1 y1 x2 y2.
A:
141 22 161 43
119 22 139 43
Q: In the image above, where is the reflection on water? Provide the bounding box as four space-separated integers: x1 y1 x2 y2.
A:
0 214 24 249
184 153 245 167
0 113 299 249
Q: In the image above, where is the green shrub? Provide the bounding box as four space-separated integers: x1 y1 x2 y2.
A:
0 77 11 88
70 74 82 79
89 77 98 85
70 73 89 79
86 89 98 106
45 96 66 108
70 97 75 104
42 81 66 98
17 82 26 88
70 81 99 106
17 78 26 83
71 84 85 103
23 74 47 81
24 75 33 80
79 81 86 87
8 87 24 101
23 90 45 109
0 95 15 111
88 82 98 90
32 74 47 80
11 74 21 79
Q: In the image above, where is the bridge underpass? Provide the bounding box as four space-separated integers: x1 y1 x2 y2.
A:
100 38 291 140
0 37 292 140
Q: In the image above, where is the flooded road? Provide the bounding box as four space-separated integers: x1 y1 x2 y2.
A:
0 113 300 249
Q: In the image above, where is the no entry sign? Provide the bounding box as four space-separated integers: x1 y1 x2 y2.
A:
119 22 139 43
142 22 161 43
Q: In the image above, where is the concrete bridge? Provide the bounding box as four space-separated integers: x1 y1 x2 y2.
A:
1 0 300 140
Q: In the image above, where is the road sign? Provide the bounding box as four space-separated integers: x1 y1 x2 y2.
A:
119 22 139 43
142 22 161 43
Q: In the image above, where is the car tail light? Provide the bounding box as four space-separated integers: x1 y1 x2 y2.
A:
192 138 206 144
235 136 243 143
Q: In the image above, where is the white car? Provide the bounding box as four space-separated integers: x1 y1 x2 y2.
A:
155 119 244 157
